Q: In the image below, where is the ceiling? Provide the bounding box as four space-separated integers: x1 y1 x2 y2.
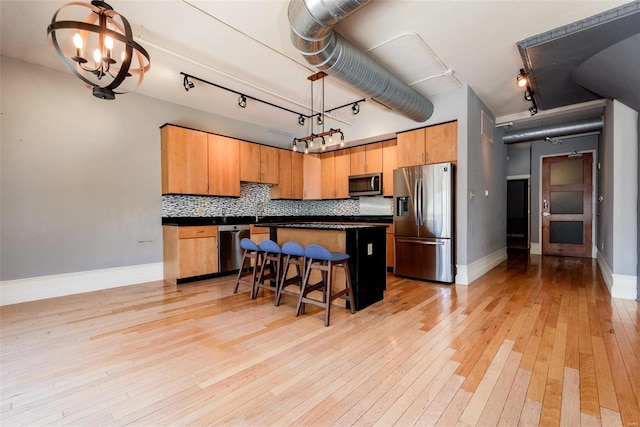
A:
1 0 636 149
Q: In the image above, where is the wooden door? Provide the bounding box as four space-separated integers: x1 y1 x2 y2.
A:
425 121 457 164
382 139 397 197
239 141 261 183
291 151 304 199
350 146 367 175
260 146 279 184
271 150 291 199
397 128 425 167
303 154 321 199
542 152 593 257
320 152 336 199
161 126 208 195
366 142 383 173
208 135 240 196
334 149 351 198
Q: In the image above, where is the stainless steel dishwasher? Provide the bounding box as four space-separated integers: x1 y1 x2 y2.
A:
218 224 251 273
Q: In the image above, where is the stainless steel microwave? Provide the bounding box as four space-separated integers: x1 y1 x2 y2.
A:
349 173 383 197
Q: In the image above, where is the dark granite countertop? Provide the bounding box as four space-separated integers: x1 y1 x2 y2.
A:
161 215 392 226
259 223 388 230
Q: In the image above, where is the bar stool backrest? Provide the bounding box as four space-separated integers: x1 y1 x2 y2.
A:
240 238 259 251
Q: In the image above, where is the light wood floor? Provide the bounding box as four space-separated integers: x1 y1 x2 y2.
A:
1 253 639 426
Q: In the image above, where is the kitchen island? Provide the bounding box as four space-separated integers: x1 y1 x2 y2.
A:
259 223 387 311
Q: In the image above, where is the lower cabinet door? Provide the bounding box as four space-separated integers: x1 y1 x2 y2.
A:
179 237 218 278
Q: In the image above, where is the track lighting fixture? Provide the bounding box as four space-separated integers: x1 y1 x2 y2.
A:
238 95 247 108
352 102 360 114
524 88 534 101
183 75 194 91
47 0 150 99
529 105 538 116
317 114 323 125
298 115 305 126
516 68 528 88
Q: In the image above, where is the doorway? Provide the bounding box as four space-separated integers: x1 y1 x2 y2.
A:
541 152 593 257
507 178 529 250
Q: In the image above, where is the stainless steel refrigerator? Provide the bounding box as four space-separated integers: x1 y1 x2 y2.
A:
393 163 454 283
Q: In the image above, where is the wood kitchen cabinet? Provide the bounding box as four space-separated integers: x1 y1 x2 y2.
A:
161 125 209 195
350 142 383 175
320 150 351 199
303 154 321 200
239 141 279 184
163 225 218 284
161 125 240 197
271 150 304 199
208 134 240 197
397 121 457 167
382 139 398 197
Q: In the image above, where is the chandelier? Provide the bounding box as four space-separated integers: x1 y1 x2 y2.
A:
292 71 347 154
47 1 150 100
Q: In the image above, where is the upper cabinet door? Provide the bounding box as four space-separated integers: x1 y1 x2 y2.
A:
320 152 336 199
382 139 398 197
291 151 304 199
239 141 261 183
161 125 208 195
303 154 321 200
366 142 383 173
334 149 351 199
397 128 426 167
260 145 279 184
350 146 367 175
425 121 457 164
208 134 240 197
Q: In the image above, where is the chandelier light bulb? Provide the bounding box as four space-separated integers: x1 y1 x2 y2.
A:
104 35 113 50
309 141 314 148
73 32 83 49
93 48 101 63
304 146 309 154
292 144 298 152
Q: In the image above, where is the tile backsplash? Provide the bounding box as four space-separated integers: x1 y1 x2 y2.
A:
163 183 392 217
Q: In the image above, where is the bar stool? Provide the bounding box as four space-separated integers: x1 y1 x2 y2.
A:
233 238 261 296
253 239 282 300
296 244 355 327
275 242 306 308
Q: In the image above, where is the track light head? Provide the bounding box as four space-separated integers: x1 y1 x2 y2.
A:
298 115 305 126
529 104 538 116
238 95 247 108
352 102 360 114
524 88 534 101
317 114 323 125
516 68 528 88
183 75 194 91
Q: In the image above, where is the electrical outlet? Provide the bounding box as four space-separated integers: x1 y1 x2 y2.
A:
196 207 203 216
367 243 373 256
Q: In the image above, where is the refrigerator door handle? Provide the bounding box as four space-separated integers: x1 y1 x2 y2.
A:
417 178 423 226
413 178 420 225
396 238 444 246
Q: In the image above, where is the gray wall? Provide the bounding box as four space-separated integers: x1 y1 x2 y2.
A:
530 135 598 245
507 143 531 177
464 87 507 264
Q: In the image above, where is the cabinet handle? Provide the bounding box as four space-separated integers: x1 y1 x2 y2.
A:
196 230 204 233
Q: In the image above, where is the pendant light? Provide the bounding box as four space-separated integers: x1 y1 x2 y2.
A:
47 1 150 100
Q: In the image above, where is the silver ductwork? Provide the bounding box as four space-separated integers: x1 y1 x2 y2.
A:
502 117 604 144
288 0 434 122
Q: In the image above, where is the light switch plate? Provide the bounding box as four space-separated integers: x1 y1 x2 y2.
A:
367 243 373 255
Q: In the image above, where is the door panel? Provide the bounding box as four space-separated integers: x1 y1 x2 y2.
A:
542 153 592 257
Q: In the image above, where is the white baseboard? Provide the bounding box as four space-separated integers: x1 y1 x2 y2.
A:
596 251 638 300
0 263 164 306
455 247 508 285
530 243 541 255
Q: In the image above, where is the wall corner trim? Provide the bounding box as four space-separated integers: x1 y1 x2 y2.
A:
596 251 638 300
455 247 507 285
0 263 164 306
